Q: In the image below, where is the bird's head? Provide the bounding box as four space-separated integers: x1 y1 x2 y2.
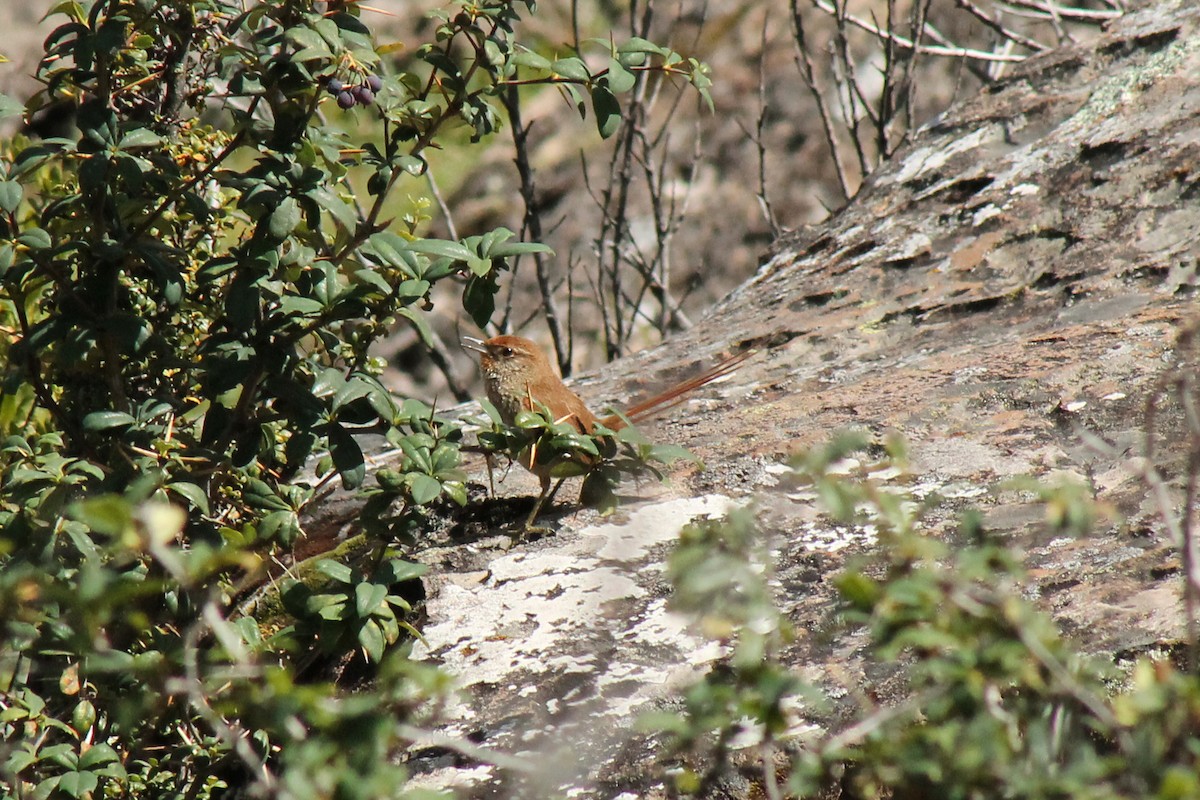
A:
462 335 552 382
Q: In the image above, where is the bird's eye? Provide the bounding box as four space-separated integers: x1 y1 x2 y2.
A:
501 347 514 357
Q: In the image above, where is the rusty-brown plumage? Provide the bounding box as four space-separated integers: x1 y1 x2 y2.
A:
463 334 751 529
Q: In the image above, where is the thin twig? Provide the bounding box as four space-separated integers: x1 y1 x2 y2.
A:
790 0 854 201
996 0 1121 22
745 15 780 236
829 0 873 178
953 0 1051 54
426 167 459 241
811 0 1030 62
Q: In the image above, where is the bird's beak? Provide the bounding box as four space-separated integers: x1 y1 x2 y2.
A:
461 336 488 355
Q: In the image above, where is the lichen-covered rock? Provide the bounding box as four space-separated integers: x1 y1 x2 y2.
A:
310 2 1200 795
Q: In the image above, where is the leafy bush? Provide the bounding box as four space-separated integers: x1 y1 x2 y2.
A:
655 433 1200 799
0 0 708 796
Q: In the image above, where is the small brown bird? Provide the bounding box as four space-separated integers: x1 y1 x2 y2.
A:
463 334 750 527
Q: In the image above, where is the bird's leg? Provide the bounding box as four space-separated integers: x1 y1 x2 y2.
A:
522 475 565 534
484 452 496 496
544 477 566 508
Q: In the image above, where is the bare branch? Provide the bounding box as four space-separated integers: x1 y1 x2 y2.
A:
998 0 1122 23
790 0 855 201
811 0 1030 63
953 0 1052 54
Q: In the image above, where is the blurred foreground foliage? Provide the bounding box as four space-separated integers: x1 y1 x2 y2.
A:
473 398 696 517
656 432 1200 799
0 0 708 796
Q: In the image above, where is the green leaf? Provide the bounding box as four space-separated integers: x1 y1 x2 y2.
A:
355 581 388 617
317 600 348 620
244 479 293 512
618 37 665 56
397 437 433 472
279 295 324 317
560 83 586 116
353 268 393 295
18 227 52 250
309 186 359 231
313 16 345 49
332 378 373 410
119 128 163 149
408 473 443 505
268 197 301 239
547 459 591 479
462 273 498 329
486 241 554 259
605 59 636 93
512 50 551 71
406 238 475 263
358 618 386 661
77 743 118 769
364 231 420 277
312 367 346 397
835 572 880 611
395 278 430 299
647 443 696 464
285 25 331 57
591 85 621 139
395 155 425 175
398 307 433 347
466 255 491 277
57 771 99 798
376 559 427 584
442 480 468 506
166 482 210 515
329 423 365 489
72 496 132 536
5 747 37 774
82 410 136 431
314 558 354 584
0 181 22 213
551 56 591 82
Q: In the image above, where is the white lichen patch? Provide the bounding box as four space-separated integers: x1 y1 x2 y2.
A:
587 494 737 561
972 204 1003 226
889 232 932 261
795 520 878 552
909 479 990 501
411 566 634 684
885 126 998 185
412 495 740 699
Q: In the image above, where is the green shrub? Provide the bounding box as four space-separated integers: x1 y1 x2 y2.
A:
0 1 708 796
655 434 1200 800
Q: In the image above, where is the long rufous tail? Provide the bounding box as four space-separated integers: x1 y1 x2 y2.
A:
599 347 753 430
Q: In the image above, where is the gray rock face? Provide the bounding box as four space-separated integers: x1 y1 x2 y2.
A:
375 2 1200 795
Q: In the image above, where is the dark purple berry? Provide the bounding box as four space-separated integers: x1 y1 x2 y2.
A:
365 75 383 93
336 90 355 109
352 85 375 105
326 77 344 93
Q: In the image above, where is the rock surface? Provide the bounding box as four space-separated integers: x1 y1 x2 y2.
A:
321 1 1200 795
